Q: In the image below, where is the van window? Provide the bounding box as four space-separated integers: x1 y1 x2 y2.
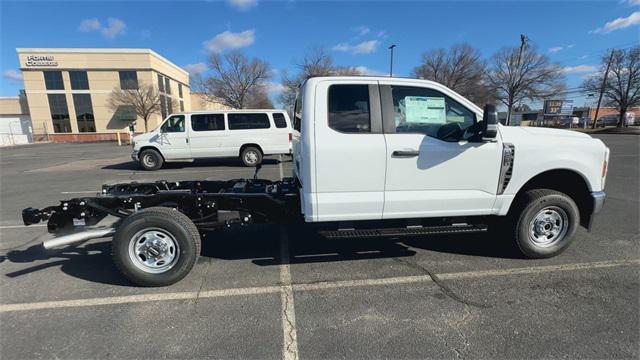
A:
161 115 185 133
273 113 288 128
192 114 225 131
328 85 370 133
293 93 302 132
228 113 270 130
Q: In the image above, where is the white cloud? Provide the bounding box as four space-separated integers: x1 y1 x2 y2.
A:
78 17 126 39
266 81 286 93
592 11 640 33
354 66 386 76
184 63 208 76
332 40 379 54
562 65 599 74
204 30 255 53
3 69 23 82
226 0 258 10
353 26 370 36
548 46 564 53
78 18 101 32
101 18 126 39
625 0 640 5
567 44 575 48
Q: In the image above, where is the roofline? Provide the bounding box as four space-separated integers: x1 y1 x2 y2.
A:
16 48 189 77
171 109 286 115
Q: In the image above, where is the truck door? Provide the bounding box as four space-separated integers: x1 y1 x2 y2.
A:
313 80 387 221
157 114 191 160
379 83 502 219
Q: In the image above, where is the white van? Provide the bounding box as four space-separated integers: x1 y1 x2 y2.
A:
131 110 293 170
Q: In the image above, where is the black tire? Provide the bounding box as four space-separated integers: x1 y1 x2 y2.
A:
112 207 201 287
139 149 164 171
511 189 580 259
240 146 262 167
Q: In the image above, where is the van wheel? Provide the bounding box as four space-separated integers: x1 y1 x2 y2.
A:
139 149 163 171
512 189 579 259
240 146 262 167
112 207 201 287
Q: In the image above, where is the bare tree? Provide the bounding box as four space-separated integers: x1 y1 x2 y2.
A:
245 84 274 109
486 44 565 125
582 46 640 127
199 51 271 109
107 83 172 132
279 47 361 110
412 44 492 106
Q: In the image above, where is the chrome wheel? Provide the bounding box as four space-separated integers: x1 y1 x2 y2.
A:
243 150 259 165
142 153 156 168
128 227 179 273
529 207 569 247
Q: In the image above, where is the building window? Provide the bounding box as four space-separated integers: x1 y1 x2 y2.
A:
47 94 72 133
73 94 96 132
44 71 64 90
69 71 89 90
119 71 138 90
180 100 184 112
164 77 171 94
160 95 167 119
157 74 164 92
273 113 288 128
228 113 271 130
167 95 173 114
178 84 183 98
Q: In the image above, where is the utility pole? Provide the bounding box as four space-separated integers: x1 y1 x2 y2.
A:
507 34 528 126
388 44 396 77
592 50 614 129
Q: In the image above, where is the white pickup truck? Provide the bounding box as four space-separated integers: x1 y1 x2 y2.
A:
22 76 609 286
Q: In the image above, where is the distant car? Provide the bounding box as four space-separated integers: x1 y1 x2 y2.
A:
596 113 634 127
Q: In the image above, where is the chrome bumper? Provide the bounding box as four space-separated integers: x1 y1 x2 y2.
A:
131 150 139 161
591 191 605 215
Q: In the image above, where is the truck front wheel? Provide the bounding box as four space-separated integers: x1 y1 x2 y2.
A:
139 149 163 171
112 207 201 287
512 189 579 258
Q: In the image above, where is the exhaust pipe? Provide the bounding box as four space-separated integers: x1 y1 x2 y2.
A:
43 227 116 250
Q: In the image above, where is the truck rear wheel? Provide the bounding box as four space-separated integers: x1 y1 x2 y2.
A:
112 207 201 287
512 189 579 258
240 146 262 167
139 149 163 171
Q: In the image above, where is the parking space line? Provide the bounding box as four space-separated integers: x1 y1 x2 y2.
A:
60 191 100 194
280 227 300 360
1 259 637 314
0 224 47 229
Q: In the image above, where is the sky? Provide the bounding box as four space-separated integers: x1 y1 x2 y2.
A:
1 0 639 108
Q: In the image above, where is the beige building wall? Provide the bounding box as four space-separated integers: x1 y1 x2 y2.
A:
17 48 191 142
190 92 232 111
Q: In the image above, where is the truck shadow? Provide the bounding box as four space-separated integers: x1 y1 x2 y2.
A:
102 157 285 171
2 225 521 286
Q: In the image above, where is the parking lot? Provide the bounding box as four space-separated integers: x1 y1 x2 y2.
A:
0 135 638 359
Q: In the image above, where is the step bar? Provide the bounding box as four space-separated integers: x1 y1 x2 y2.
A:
320 224 487 239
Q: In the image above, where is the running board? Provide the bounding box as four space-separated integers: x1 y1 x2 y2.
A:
320 224 487 239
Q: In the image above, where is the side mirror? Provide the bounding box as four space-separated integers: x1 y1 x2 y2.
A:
481 104 498 139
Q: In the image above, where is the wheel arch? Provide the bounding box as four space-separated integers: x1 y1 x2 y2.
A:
139 146 166 160
509 168 594 228
239 143 264 157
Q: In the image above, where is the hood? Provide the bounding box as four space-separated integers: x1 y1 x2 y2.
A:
133 132 154 143
520 127 592 139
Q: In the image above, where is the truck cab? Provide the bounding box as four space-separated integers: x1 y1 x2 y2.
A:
292 77 608 230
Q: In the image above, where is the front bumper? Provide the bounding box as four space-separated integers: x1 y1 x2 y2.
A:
131 150 139 161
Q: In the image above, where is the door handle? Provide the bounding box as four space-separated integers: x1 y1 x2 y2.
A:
392 150 420 157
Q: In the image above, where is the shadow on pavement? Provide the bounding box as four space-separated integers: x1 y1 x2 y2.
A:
2 224 521 286
102 157 284 171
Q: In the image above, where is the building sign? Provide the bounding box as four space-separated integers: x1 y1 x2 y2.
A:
544 99 574 116
25 55 58 67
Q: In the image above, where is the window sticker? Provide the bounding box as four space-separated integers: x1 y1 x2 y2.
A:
404 96 446 124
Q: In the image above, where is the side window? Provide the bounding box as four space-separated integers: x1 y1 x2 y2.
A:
161 115 185 133
273 113 288 128
228 113 270 130
390 86 476 141
191 114 225 131
328 85 370 133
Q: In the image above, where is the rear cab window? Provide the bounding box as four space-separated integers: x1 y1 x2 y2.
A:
273 113 288 128
228 113 271 130
191 113 225 131
328 84 371 133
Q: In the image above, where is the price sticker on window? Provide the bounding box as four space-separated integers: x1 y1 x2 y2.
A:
404 96 446 124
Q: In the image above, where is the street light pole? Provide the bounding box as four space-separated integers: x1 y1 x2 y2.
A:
388 44 396 77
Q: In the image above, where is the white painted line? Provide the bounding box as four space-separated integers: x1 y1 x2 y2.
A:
61 191 99 194
279 155 284 180
0 224 47 229
279 227 299 360
1 259 637 314
0 286 280 313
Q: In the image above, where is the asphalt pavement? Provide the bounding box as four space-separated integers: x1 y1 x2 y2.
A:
0 135 638 359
